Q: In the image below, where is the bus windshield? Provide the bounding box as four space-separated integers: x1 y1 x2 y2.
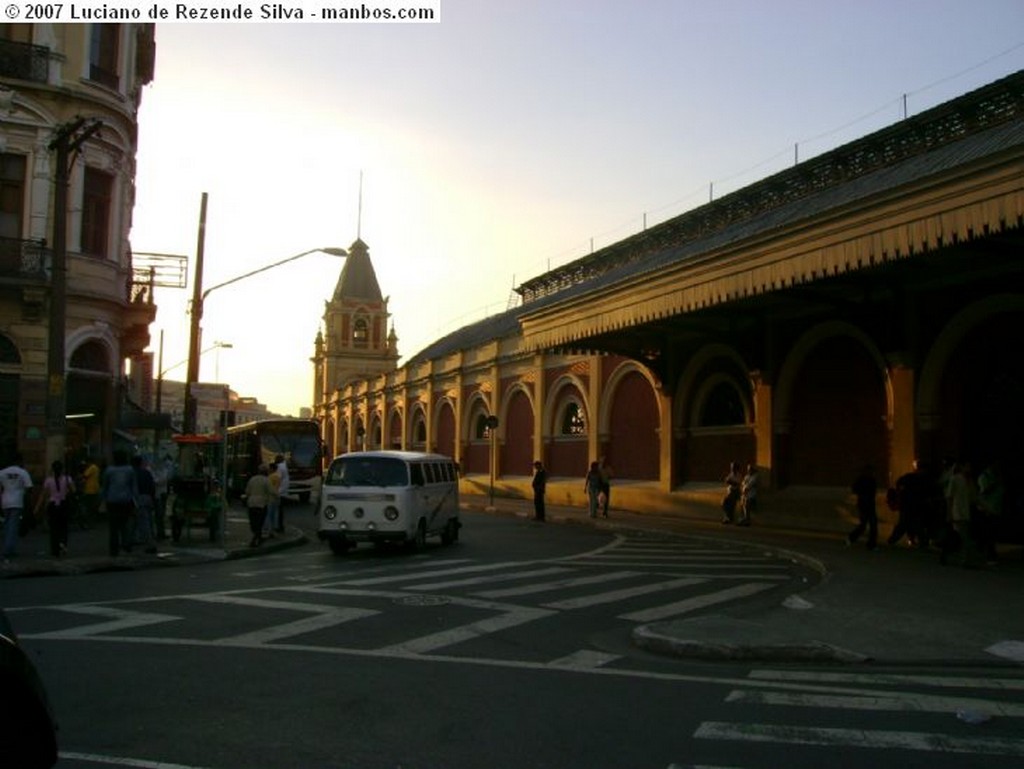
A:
327 456 409 488
260 427 321 471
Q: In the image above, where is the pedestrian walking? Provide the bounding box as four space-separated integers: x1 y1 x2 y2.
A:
101 449 138 556
941 459 980 567
531 460 547 522
33 460 75 557
79 455 101 529
584 461 602 519
132 455 158 554
721 461 742 524
738 464 758 526
243 464 271 547
274 453 289 532
153 454 174 540
846 464 878 550
598 456 612 518
1 452 34 563
264 461 281 538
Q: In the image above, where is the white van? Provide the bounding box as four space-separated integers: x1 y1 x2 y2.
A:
317 450 461 554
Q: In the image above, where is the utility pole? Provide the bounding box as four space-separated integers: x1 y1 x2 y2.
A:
46 117 101 469
183 192 208 434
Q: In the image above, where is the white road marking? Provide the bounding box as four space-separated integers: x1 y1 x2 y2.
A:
747 670 1024 690
543 577 708 610
406 565 574 591
375 605 554 654
475 570 644 599
23 605 180 639
726 689 1024 717
619 582 777 622
60 751 215 768
334 560 529 586
186 595 380 645
548 649 621 669
693 722 1024 756
987 640 1024 663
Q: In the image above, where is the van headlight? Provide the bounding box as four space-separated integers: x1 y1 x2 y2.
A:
384 506 399 521
323 506 337 520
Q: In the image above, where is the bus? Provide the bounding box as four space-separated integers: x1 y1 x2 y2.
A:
225 419 323 503
317 451 461 554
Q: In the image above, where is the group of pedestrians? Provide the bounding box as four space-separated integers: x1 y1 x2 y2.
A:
242 454 288 547
846 458 1007 567
0 449 181 563
530 457 612 522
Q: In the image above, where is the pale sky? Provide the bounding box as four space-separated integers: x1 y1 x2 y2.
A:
131 2 1024 416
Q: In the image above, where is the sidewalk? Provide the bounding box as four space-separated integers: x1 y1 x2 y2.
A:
462 493 1024 667
0 503 307 578
3 494 1022 667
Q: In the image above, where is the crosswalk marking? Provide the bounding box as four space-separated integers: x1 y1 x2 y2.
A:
376 605 554 654
475 570 643 599
746 669 1024 690
25 605 180 639
725 688 1024 717
406 566 573 591
334 560 527 586
619 582 776 622
542 577 708 610
693 721 1024 756
548 649 621 669
186 595 379 645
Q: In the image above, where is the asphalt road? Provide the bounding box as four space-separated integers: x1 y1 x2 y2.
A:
5 507 1023 769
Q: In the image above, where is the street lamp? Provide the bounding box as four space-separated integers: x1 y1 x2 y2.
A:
155 341 233 417
183 243 348 433
212 340 233 382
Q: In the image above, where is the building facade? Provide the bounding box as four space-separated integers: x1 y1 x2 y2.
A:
0 23 156 475
318 72 1024 525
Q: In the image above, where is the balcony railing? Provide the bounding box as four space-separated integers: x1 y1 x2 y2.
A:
0 237 48 281
0 39 49 83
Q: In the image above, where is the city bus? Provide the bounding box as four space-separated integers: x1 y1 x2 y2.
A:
225 419 323 503
317 450 461 554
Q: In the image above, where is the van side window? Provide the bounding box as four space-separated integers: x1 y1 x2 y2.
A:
423 463 435 484
410 463 425 486
441 463 452 482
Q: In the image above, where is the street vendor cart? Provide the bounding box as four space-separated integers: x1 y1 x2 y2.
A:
168 434 224 542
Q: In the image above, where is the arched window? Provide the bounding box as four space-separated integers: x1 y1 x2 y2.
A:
559 401 586 435
352 317 369 348
472 411 492 440
69 340 109 373
412 413 427 447
699 380 747 427
0 334 20 365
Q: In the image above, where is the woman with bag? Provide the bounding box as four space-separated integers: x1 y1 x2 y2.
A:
34 460 75 557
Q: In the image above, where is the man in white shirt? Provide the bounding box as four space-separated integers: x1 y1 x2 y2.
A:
1 453 34 562
274 454 289 533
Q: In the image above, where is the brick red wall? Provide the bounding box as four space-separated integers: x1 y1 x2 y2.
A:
788 337 886 486
606 370 659 480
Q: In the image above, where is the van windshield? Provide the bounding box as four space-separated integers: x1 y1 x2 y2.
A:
326 456 409 488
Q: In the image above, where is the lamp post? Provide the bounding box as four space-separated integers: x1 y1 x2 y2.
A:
182 243 348 433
